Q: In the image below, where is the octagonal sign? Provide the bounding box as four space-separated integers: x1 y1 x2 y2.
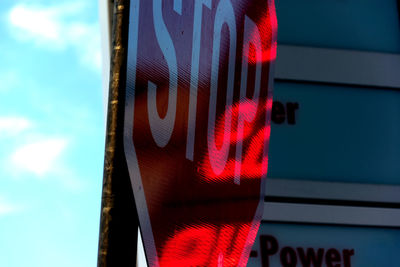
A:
123 0 277 266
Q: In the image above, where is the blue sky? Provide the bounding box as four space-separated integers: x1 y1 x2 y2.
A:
0 0 105 266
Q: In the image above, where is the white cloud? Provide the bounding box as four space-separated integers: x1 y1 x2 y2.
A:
8 3 101 71
0 116 32 137
10 138 68 177
9 4 63 44
0 197 20 215
0 115 86 191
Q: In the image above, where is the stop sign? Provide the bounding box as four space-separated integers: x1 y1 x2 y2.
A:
123 0 277 266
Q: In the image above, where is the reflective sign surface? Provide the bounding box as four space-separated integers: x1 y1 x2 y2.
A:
124 0 277 266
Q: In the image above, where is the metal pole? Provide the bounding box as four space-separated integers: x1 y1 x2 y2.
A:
98 0 139 266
